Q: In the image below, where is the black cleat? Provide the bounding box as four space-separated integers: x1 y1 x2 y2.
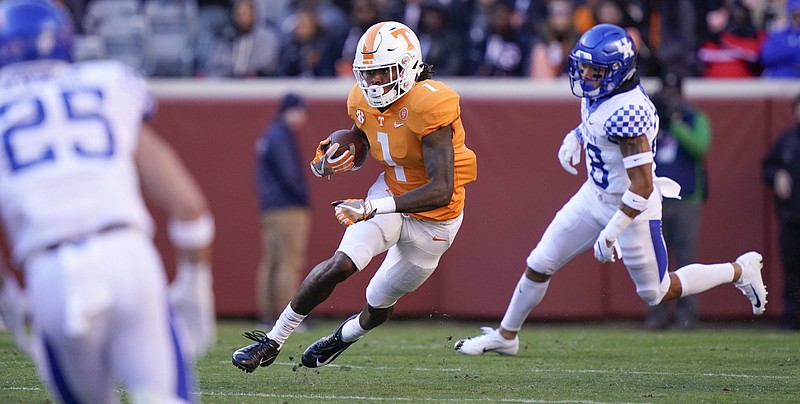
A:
301 315 357 368
232 330 281 373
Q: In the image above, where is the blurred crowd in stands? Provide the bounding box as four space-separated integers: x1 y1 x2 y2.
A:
56 0 800 79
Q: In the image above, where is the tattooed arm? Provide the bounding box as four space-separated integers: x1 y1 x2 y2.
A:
618 135 654 217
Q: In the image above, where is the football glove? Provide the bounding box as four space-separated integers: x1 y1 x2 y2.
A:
558 130 582 175
593 234 622 264
332 199 377 227
310 138 355 177
170 258 216 359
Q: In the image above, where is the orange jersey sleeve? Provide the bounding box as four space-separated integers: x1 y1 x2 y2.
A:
347 81 477 221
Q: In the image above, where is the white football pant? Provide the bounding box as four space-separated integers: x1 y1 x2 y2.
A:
527 181 671 305
25 229 194 403
338 173 464 309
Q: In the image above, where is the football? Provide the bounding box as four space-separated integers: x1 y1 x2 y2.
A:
327 129 369 167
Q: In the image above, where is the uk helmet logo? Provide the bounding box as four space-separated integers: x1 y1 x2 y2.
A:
615 38 634 59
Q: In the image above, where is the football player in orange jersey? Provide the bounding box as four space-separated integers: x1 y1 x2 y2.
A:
232 21 477 372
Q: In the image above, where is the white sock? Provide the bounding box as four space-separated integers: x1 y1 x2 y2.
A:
499 274 549 332
674 263 735 297
340 314 368 343
267 303 306 347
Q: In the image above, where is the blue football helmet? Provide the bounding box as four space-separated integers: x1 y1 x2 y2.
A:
0 0 73 68
568 24 637 100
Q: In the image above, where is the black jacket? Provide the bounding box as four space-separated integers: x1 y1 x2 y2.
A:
763 124 800 223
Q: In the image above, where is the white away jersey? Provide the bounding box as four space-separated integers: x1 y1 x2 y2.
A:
576 85 659 195
0 60 155 264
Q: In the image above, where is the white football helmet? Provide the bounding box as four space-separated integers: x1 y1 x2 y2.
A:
353 21 423 108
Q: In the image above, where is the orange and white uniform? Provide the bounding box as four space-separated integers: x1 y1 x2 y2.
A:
347 80 477 221
337 79 476 309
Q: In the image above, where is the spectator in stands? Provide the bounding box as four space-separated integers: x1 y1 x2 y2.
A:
758 0 783 32
465 0 532 76
529 0 579 79
195 0 231 75
417 0 464 76
573 0 599 33
143 0 200 77
255 0 292 28
275 8 338 77
206 0 281 77
591 0 650 70
254 93 312 330
392 0 471 67
466 0 502 52
698 0 765 78
384 0 425 32
656 0 702 78
507 0 546 33
760 0 800 77
762 93 800 331
80 0 149 74
646 72 713 330
335 0 381 78
284 0 349 42
575 0 644 39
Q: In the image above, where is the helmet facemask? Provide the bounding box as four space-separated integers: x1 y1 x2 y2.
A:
354 53 416 108
569 57 630 99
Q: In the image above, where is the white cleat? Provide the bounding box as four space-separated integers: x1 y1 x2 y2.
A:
734 251 768 315
454 327 519 356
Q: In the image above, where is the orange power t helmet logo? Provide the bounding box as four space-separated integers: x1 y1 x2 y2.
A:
391 27 415 51
361 24 415 65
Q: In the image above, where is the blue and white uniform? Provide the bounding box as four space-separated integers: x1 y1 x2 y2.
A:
527 84 680 305
456 23 764 357
0 60 194 403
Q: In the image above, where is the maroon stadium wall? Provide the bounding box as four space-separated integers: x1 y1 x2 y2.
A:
148 79 799 321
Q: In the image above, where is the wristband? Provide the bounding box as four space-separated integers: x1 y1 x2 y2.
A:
603 210 633 242
621 190 649 211
369 197 396 214
573 126 584 144
622 152 653 168
168 213 215 249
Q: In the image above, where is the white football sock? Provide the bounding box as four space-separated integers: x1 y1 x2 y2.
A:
267 303 306 347
340 314 368 343
499 274 549 332
674 263 735 297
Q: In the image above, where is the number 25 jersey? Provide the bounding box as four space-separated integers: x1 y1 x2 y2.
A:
0 60 154 264
347 80 477 221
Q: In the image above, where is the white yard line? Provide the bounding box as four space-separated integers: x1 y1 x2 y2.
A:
201 391 648 403
251 360 793 379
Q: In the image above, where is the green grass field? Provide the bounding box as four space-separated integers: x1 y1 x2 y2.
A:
1 319 798 403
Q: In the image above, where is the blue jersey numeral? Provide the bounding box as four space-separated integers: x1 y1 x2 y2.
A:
1 98 52 172
0 88 115 172
63 89 115 159
586 143 609 189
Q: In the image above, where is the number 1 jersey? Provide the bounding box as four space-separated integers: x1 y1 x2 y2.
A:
347 80 477 221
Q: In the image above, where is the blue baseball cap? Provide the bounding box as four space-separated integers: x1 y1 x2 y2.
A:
279 93 307 113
